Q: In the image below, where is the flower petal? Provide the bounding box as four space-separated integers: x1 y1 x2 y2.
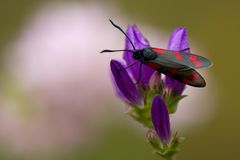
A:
165 28 189 95
110 60 143 105
168 28 189 52
123 25 154 85
151 95 171 143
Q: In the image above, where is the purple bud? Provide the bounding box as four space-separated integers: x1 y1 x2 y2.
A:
151 95 171 143
110 60 143 106
146 129 157 140
123 25 155 85
149 71 162 90
165 28 189 95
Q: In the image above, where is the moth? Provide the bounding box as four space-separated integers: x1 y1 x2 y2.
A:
101 20 212 87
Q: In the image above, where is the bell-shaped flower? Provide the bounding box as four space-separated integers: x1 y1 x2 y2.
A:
110 60 143 106
123 25 155 85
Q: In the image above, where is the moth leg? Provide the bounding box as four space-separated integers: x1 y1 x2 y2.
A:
135 63 143 85
118 60 138 71
180 48 190 52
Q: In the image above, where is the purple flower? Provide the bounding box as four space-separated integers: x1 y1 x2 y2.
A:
107 21 192 156
110 60 143 106
110 24 153 106
165 28 190 95
151 95 171 143
123 25 155 85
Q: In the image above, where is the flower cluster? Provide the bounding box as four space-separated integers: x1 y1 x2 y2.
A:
110 24 189 159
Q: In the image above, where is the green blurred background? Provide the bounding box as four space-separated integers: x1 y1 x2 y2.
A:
0 0 239 160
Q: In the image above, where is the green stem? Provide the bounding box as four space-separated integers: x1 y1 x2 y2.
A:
165 156 174 160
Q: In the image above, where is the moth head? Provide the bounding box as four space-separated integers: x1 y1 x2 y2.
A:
133 50 142 60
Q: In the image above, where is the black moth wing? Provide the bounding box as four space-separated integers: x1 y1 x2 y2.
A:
150 48 212 69
146 59 206 87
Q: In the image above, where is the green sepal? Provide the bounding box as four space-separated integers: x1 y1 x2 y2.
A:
146 131 185 160
127 105 153 128
126 89 159 128
165 95 187 113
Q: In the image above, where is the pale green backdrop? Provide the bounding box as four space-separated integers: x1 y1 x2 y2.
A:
0 0 239 160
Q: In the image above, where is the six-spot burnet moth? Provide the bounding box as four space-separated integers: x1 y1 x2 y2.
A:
101 20 212 87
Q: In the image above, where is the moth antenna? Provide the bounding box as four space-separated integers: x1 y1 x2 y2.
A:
109 19 136 50
100 49 134 53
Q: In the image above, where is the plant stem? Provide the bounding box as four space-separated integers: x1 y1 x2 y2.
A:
165 156 175 160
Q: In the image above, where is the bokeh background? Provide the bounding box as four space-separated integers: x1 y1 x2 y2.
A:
0 0 238 160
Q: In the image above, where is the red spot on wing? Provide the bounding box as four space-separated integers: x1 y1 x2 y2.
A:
152 48 165 54
189 55 197 61
183 74 197 84
170 68 178 74
147 62 161 70
189 55 201 67
193 61 201 67
173 51 180 55
191 74 198 80
182 77 190 84
180 70 205 87
173 51 182 60
176 54 182 60
183 73 199 85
